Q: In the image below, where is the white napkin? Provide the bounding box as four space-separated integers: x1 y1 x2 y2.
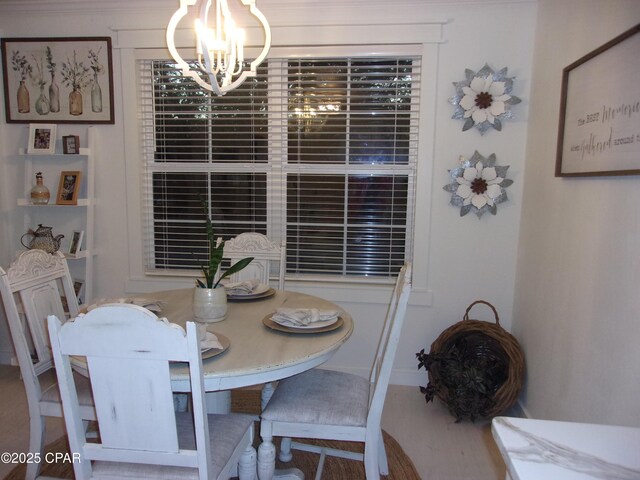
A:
225 278 260 295
128 298 165 313
201 331 223 351
271 307 339 327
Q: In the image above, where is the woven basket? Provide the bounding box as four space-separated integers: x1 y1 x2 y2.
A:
427 300 525 419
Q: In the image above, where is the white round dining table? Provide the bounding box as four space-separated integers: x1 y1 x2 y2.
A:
148 287 353 405
73 288 351 480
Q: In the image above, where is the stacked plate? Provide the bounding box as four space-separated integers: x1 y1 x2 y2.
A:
225 282 275 301
263 308 343 334
200 331 230 360
86 297 164 313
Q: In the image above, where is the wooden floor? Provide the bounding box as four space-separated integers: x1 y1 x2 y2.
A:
0 364 506 479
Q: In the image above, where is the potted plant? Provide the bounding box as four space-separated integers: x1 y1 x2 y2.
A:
192 204 253 322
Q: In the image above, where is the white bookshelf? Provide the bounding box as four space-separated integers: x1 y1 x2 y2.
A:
18 127 96 303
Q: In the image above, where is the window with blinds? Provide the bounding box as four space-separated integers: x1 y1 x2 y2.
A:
139 54 420 281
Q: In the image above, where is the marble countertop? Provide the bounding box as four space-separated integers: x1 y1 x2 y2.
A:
492 416 640 480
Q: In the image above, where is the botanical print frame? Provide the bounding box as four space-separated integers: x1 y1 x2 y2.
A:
56 170 82 205
1 37 114 124
27 123 56 154
556 24 640 177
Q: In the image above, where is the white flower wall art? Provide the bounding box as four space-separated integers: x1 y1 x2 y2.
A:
449 64 521 134
443 151 513 218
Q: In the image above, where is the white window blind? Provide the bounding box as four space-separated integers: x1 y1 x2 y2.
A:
139 54 420 280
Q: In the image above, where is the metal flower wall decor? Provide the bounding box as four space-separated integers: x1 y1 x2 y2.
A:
443 151 513 218
449 64 521 134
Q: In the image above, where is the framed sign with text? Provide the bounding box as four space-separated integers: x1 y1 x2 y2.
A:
556 24 640 177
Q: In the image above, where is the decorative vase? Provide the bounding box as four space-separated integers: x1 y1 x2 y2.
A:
30 172 50 205
193 286 227 322
49 73 60 113
69 88 83 116
35 85 49 115
91 72 102 113
17 80 30 113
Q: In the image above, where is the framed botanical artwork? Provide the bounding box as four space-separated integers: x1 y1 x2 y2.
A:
56 170 82 205
27 123 56 154
1 36 114 124
556 23 640 177
69 230 84 255
62 135 80 154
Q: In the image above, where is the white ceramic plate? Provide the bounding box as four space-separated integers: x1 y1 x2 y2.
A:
272 316 339 330
226 283 271 297
262 315 344 334
200 332 230 360
227 288 276 303
70 332 230 373
85 297 163 313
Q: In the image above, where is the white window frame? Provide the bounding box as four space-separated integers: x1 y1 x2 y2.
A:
117 23 443 306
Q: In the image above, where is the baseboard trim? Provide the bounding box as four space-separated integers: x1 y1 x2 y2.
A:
516 399 532 418
0 351 17 366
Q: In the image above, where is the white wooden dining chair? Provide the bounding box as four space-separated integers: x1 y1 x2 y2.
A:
48 303 257 480
0 249 96 480
224 232 287 413
258 263 412 480
224 232 286 290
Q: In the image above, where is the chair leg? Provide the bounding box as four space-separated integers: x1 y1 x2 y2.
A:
258 421 276 480
377 429 389 475
279 437 293 462
261 382 275 410
25 415 45 480
238 444 257 480
363 437 381 480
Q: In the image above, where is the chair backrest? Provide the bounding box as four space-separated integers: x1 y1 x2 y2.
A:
224 232 286 289
48 304 211 478
0 250 79 383
367 263 411 427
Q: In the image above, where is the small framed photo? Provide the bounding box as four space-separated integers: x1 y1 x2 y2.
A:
27 123 56 154
56 170 82 205
62 135 80 154
69 230 84 255
61 278 85 312
73 279 85 304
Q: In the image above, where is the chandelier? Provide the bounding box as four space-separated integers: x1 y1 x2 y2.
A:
166 0 271 95
290 95 341 132
289 81 342 133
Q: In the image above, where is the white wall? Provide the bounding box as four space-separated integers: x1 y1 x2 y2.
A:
0 59 15 363
514 0 640 426
0 0 537 386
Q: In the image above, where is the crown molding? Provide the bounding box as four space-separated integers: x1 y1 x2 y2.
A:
0 0 536 15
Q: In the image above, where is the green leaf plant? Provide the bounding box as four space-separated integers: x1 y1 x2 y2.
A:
196 199 254 289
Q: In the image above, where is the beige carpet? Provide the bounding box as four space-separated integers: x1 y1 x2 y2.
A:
4 388 419 479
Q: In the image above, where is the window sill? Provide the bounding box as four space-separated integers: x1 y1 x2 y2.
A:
286 280 432 307
125 274 432 307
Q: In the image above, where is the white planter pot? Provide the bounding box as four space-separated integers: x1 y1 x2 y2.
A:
193 286 227 322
